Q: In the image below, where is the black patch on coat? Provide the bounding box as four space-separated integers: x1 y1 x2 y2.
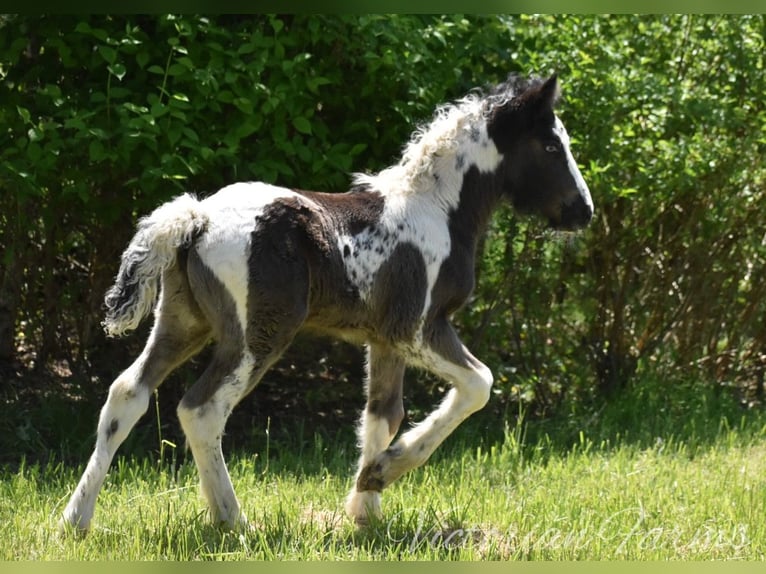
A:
424 167 503 366
178 249 245 410
246 197 313 361
259 187 391 341
370 242 428 343
366 344 406 435
294 183 385 236
106 419 119 440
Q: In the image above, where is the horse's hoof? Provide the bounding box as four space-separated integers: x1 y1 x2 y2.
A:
58 517 89 539
345 489 382 527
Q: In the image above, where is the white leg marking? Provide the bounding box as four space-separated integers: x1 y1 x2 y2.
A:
345 490 382 525
178 358 253 529
60 360 151 533
403 351 493 460
345 412 395 524
357 351 493 491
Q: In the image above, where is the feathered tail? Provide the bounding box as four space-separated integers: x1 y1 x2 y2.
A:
103 193 208 338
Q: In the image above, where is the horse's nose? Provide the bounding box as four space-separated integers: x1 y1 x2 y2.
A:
560 197 593 229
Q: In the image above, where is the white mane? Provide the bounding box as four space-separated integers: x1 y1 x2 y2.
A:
352 94 487 197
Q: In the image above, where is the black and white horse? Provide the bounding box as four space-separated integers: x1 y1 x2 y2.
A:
61 74 593 534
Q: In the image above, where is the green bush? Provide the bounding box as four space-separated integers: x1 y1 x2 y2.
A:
1 15 765 429
466 15 766 413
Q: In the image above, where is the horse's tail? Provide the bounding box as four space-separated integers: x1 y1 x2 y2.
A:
103 193 208 338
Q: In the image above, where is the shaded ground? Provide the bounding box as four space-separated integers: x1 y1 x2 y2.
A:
0 333 456 467
4 326 761 472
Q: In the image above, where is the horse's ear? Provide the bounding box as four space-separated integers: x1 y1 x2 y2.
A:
536 74 561 109
511 74 560 119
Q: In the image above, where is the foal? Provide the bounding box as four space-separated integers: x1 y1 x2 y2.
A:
60 74 592 534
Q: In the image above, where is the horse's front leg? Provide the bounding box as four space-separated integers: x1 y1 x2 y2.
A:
355 321 493 494
345 343 405 525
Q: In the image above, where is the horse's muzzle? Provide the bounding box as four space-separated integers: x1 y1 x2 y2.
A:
556 198 593 231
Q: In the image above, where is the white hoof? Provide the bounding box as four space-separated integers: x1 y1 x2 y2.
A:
345 489 382 526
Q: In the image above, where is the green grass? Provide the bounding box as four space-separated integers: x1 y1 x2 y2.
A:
4 410 766 559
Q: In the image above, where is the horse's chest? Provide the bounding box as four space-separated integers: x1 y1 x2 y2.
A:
338 219 450 306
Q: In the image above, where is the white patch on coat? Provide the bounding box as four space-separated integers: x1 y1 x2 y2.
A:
195 182 310 331
342 103 502 319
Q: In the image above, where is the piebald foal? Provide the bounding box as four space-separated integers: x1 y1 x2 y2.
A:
61 74 592 534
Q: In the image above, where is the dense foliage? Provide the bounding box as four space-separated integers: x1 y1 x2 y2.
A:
1 15 765 433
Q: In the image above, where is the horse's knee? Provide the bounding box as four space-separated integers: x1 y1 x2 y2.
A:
367 397 404 437
177 384 236 445
177 397 211 443
99 377 151 445
176 398 195 431
461 364 493 413
358 407 403 461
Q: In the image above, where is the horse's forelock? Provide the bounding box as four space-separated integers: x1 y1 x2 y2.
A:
483 74 552 115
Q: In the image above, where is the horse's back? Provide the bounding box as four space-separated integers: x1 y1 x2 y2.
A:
189 180 454 349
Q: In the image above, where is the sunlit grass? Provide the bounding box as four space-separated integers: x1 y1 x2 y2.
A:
3 407 766 560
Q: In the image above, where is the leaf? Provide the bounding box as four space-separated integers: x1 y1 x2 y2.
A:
271 17 284 34
236 116 263 139
182 127 199 143
217 90 234 103
167 63 188 77
88 140 105 162
74 21 91 34
87 127 108 140
27 127 42 142
292 116 312 135
64 117 87 131
108 63 126 81
123 102 148 114
349 143 368 156
26 141 41 163
16 106 31 124
136 51 150 69
98 45 117 65
233 97 253 114
307 76 332 95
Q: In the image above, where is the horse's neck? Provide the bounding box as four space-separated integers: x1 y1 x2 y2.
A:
419 146 504 251
457 175 504 254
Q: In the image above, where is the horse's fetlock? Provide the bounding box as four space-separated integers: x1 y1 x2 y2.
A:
356 462 386 492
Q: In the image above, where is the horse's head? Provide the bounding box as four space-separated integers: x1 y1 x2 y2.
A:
486 74 593 231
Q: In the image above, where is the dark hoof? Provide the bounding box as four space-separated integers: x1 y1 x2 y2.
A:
356 463 385 492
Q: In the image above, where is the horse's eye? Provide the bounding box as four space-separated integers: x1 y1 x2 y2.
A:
545 143 561 153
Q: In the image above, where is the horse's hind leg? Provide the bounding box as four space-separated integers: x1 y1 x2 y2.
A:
177 345 302 529
177 247 307 529
176 350 254 529
61 263 210 533
345 343 405 524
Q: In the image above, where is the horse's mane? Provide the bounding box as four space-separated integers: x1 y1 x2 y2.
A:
352 74 545 196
